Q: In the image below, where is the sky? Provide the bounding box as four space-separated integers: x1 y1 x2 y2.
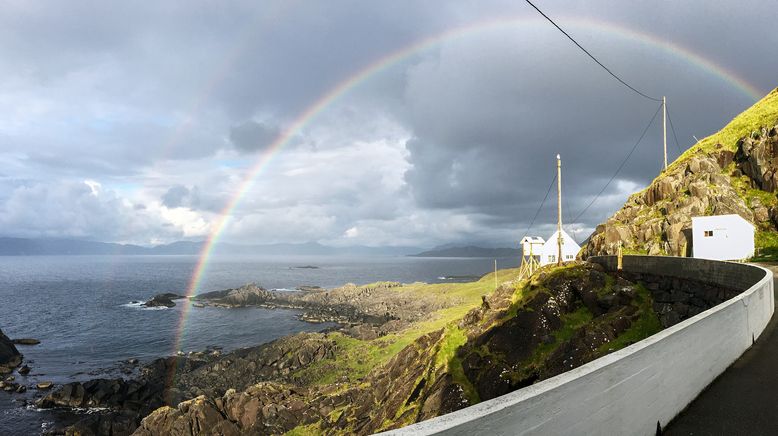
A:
0 0 776 248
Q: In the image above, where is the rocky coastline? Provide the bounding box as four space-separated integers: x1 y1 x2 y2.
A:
6 279 462 434
2 262 743 436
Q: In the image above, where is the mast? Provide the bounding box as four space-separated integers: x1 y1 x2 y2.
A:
663 96 667 171
557 154 562 266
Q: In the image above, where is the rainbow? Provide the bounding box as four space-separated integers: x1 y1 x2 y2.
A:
168 16 763 368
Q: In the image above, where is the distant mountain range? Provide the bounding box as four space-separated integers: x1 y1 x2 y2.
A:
409 245 520 258
0 237 421 256
0 237 527 258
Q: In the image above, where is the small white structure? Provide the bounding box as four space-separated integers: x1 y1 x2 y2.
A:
520 236 545 260
540 229 581 266
692 214 755 261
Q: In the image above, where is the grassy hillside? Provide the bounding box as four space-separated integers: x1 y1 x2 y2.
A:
290 268 521 386
282 262 664 434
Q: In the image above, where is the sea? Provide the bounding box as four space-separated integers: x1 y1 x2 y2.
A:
0 254 518 435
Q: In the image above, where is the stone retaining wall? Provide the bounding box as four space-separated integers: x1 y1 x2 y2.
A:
383 256 774 436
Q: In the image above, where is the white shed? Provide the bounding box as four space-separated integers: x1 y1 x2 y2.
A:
691 214 754 261
540 229 581 266
520 236 545 259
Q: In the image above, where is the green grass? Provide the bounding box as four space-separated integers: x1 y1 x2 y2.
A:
674 88 778 165
284 425 321 436
752 230 778 261
554 306 595 343
291 268 521 386
597 274 616 297
730 175 778 209
435 324 479 404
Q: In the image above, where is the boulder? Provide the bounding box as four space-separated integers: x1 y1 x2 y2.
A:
688 180 709 198
716 149 735 168
666 222 689 256
604 225 631 245
645 176 680 206
755 205 770 223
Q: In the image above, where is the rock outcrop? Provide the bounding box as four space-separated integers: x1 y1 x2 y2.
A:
585 126 778 257
38 356 207 435
194 284 274 307
0 329 22 374
195 281 452 327
144 293 186 308
736 126 778 192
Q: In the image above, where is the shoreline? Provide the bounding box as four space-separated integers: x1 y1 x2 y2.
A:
19 276 475 434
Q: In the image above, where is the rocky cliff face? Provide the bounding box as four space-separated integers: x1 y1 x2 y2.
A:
585 89 778 258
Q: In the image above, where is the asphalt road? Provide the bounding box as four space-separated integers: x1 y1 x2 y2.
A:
664 265 778 435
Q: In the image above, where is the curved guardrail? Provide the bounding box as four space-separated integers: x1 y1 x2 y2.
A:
384 256 774 436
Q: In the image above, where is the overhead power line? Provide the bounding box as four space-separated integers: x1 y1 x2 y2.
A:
523 0 662 103
571 102 664 223
520 172 557 240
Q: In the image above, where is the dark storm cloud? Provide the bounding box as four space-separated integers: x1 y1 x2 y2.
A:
398 15 776 239
229 121 280 153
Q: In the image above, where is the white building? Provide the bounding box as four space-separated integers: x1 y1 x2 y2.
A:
691 214 755 261
540 229 581 266
520 236 545 260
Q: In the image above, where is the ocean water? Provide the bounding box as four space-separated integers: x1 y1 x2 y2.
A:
0 254 518 435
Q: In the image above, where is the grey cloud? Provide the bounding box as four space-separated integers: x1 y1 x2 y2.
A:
0 1 776 246
229 121 280 153
161 185 200 209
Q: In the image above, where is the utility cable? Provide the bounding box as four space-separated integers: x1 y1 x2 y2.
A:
524 0 662 102
520 172 557 241
572 102 663 223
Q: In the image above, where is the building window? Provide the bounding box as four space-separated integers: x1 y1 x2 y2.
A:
704 230 713 237
566 255 574 260
548 255 556 263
